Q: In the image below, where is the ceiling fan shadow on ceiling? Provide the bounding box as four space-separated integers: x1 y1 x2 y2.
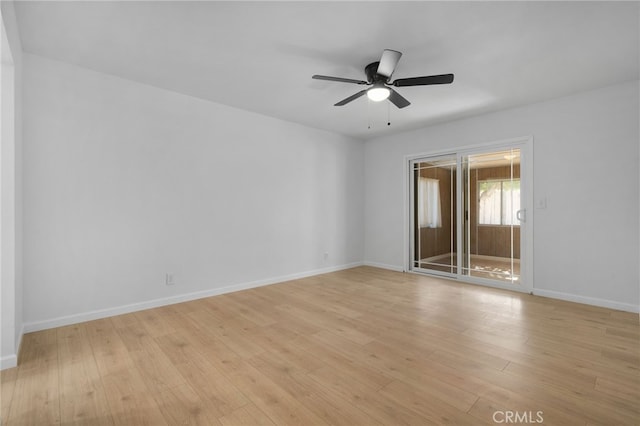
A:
312 49 454 109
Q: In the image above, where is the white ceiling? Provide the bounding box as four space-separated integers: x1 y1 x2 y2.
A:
14 1 640 140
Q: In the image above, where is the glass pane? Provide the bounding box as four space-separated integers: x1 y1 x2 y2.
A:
412 156 457 275
464 149 521 283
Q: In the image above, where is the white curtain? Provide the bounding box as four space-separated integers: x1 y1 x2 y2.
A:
501 180 521 225
418 177 442 228
478 180 521 225
478 181 502 225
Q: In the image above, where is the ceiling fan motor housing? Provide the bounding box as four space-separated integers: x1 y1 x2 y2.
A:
365 62 387 84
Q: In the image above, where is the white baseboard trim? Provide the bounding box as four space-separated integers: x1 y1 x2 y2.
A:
23 261 364 334
533 289 639 313
1 354 17 370
1 324 25 371
363 261 405 272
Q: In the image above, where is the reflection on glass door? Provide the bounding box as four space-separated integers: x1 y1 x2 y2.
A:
411 146 525 288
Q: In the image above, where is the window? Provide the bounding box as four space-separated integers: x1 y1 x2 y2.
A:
478 179 520 225
418 177 442 228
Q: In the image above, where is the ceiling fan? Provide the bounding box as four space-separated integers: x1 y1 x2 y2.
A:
312 49 454 109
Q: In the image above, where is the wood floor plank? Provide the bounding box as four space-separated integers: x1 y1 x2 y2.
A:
57 324 114 426
213 293 280 327
5 364 60 425
153 383 222 426
84 319 169 425
503 360 597 394
289 334 394 391
108 311 139 330
275 303 375 345
155 332 248 417
265 281 364 320
378 379 486 426
438 324 636 385
218 402 276 426
1 367 18 424
594 375 640 406
458 358 639 425
186 308 266 358
134 307 178 338
15 329 57 370
224 360 328 426
4 266 638 425
84 318 136 375
254 304 324 337
248 350 384 426
467 397 585 426
115 323 187 395
305 366 430 426
99 369 169 426
311 330 479 412
5 330 60 425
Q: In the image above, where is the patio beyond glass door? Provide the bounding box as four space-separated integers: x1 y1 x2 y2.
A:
410 146 526 289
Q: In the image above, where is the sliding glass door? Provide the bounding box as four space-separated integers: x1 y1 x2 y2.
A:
410 142 530 291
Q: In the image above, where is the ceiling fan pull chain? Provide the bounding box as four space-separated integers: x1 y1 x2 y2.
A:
367 98 372 130
387 101 391 126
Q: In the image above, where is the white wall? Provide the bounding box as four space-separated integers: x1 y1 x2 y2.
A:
22 54 364 330
364 80 639 312
1 0 23 370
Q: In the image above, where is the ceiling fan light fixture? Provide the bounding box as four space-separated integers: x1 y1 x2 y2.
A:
313 49 453 109
367 85 390 102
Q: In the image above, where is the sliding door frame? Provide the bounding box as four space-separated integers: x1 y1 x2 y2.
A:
404 136 534 294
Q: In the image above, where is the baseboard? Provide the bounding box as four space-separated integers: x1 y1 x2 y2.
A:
1 354 17 370
23 261 364 334
533 288 639 313
363 261 405 272
1 324 25 371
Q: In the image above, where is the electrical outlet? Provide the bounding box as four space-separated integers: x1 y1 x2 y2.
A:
323 252 329 262
165 273 175 286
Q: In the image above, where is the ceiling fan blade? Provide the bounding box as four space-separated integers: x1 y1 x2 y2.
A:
388 88 411 109
392 73 454 87
376 49 402 80
312 75 368 85
334 90 368 106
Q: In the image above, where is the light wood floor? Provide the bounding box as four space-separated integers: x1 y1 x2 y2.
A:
1 266 638 425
